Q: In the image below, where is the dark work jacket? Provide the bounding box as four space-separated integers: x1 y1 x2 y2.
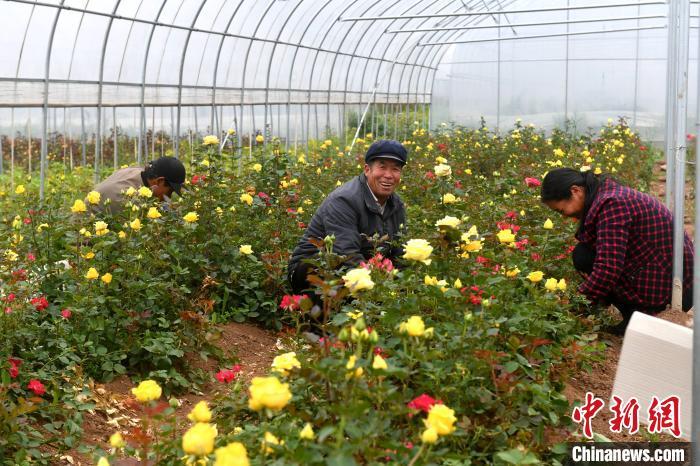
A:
287 173 406 278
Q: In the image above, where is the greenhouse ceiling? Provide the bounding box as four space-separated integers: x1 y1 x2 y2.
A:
0 0 677 110
0 0 697 169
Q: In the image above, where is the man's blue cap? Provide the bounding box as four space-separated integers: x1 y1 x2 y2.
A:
364 139 408 166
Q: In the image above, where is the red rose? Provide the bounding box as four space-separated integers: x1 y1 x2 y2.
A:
524 177 541 188
61 309 72 319
215 365 241 383
28 379 46 396
407 394 442 413
30 296 49 311
280 294 308 311
8 357 21 379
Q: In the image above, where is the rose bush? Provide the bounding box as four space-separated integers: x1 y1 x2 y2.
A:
0 119 657 463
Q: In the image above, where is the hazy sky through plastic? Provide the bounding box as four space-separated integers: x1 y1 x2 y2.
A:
0 0 699 141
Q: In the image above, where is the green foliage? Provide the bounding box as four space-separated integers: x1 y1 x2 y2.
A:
0 119 656 463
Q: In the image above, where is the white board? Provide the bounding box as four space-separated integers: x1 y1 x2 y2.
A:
611 311 692 439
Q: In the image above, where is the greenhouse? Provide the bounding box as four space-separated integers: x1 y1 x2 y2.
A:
0 0 699 464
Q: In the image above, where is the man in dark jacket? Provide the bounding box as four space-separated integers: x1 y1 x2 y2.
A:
288 139 408 295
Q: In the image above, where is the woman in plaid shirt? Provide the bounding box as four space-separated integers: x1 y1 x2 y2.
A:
541 168 693 335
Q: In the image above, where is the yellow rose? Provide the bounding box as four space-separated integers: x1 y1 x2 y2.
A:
271 352 301 376
342 267 374 293
434 163 452 177
261 431 283 454
299 423 315 441
188 400 212 423
130 218 142 231
109 432 126 448
15 185 26 195
421 427 438 444
442 193 457 204
97 458 110 466
402 315 425 337
344 355 364 379
118 231 126 239
506 267 520 278
85 267 99 280
182 422 217 456
372 354 388 370
424 275 438 286
125 187 136 197
94 221 109 236
131 379 162 402
435 216 461 229
544 277 558 291
183 212 199 223
82 251 95 260
147 207 162 219
454 278 463 289
203 135 220 146
527 271 544 283
557 278 567 291
403 239 433 265
252 163 262 172
248 376 292 411
543 218 554 230
71 199 87 213
101 273 113 284
214 442 249 466
200 159 211 167
256 134 264 143
239 244 253 255
425 404 457 435
138 186 153 198
86 191 101 205
240 193 254 206
496 229 515 244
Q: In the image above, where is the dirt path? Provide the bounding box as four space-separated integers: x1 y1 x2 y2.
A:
58 322 280 465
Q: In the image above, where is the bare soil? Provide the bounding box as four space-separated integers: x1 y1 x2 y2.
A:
55 322 280 466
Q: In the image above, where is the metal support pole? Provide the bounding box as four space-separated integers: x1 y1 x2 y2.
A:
633 4 641 127
40 0 64 199
80 107 86 166
671 0 690 312
27 117 31 174
497 18 501 130
10 108 14 190
564 0 570 123
692 5 700 449
113 107 118 168
666 0 679 208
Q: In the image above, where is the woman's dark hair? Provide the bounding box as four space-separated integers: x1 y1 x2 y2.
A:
541 168 606 231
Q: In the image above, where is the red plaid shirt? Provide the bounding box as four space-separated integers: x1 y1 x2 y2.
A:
575 179 693 307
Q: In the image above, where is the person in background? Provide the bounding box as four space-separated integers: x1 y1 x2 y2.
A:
541 167 693 335
92 156 186 215
288 139 408 297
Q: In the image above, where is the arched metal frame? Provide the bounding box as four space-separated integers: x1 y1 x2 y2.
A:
1 0 678 195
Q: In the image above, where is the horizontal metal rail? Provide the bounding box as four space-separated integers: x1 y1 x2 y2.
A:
340 1 667 22
419 25 667 46
386 14 667 33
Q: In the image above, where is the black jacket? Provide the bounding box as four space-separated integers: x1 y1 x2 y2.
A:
288 173 406 277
